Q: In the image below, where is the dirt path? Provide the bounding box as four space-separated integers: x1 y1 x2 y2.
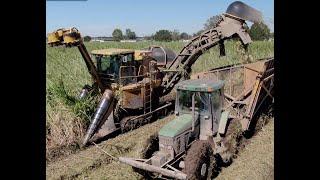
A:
46 115 175 180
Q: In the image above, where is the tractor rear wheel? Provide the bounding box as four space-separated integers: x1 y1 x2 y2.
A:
184 140 213 180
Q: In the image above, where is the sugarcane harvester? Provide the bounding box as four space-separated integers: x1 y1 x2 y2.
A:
47 1 262 146
119 1 271 179
48 28 175 145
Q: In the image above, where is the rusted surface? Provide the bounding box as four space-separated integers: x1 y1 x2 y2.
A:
121 88 144 109
244 60 266 91
120 59 163 110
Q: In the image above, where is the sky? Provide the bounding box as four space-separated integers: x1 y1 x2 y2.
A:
46 0 274 37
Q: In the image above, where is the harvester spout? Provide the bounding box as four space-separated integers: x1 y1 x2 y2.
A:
226 1 263 23
83 89 115 145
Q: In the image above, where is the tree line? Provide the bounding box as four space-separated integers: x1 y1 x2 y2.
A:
83 28 136 42
83 16 272 42
110 29 191 42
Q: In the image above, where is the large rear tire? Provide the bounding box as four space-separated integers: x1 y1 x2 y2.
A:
184 140 213 180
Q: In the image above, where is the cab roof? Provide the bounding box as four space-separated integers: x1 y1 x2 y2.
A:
134 50 152 60
176 79 224 92
91 48 134 56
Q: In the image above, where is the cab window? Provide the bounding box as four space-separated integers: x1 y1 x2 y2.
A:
211 90 222 110
100 56 111 71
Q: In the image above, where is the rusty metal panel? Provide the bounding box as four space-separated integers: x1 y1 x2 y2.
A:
244 60 265 91
121 88 143 109
189 58 274 131
241 58 274 130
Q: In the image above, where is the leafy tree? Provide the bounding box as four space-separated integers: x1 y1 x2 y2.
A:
180 32 189 40
192 15 222 38
204 15 222 30
144 35 153 41
154 30 172 41
83 36 92 42
249 22 271 41
194 29 205 37
112 28 123 41
125 29 136 40
171 29 180 41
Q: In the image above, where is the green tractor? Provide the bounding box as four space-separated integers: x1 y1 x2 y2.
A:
119 79 233 179
123 57 275 179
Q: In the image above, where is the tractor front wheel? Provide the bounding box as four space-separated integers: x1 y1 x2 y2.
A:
184 140 213 180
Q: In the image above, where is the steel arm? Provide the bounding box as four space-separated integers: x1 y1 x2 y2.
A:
47 27 105 92
161 14 252 95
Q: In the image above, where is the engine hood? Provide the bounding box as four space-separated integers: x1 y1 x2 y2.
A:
159 114 193 138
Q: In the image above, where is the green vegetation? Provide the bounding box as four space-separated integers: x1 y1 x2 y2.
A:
125 29 136 40
180 32 190 40
171 29 180 41
154 30 172 41
204 15 222 30
249 22 271 41
83 36 92 42
112 28 123 41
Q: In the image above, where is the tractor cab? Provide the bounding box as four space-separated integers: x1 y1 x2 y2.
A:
91 48 152 86
91 49 136 85
174 79 224 139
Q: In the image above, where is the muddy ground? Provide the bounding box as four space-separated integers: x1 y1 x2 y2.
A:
216 120 274 180
46 114 273 180
46 115 174 179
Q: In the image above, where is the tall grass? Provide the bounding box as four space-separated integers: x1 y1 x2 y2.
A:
46 40 274 160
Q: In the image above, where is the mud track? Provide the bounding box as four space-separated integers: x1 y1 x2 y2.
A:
46 115 174 179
